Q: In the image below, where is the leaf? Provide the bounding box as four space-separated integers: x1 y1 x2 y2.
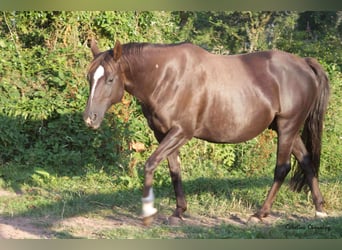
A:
0 39 6 48
34 168 50 178
130 141 146 152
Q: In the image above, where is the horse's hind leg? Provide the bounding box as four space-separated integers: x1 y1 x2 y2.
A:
167 151 187 224
254 119 296 219
291 135 327 217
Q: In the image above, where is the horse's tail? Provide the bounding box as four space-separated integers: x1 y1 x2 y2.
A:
290 57 330 192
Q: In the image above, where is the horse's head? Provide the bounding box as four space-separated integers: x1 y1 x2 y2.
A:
83 39 124 129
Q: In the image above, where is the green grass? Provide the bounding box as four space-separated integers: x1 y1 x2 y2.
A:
1 149 341 239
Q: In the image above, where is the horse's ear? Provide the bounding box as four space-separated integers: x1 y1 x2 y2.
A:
113 40 122 61
88 38 100 57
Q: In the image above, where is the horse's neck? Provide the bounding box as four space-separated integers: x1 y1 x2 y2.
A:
121 52 153 103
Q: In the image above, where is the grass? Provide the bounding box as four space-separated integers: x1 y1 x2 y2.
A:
97 216 342 239
1 148 341 239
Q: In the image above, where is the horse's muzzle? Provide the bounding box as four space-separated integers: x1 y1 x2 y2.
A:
84 112 100 129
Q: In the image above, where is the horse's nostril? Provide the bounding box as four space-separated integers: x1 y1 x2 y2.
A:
88 112 97 122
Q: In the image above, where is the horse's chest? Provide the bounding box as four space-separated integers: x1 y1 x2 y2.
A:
142 107 170 135
151 113 170 134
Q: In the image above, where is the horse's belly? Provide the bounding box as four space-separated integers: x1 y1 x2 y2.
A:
195 125 265 143
194 109 274 143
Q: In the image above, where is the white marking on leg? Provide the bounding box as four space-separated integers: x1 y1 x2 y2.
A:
141 188 157 217
315 211 328 218
90 65 104 105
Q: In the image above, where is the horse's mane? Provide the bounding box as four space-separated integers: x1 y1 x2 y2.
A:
122 42 191 55
89 42 192 73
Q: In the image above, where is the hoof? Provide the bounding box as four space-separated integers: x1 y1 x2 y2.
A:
142 214 157 226
167 215 185 226
315 211 328 218
247 215 263 224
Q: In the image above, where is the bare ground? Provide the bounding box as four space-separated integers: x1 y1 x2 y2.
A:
0 188 252 239
0 207 300 239
0 212 274 239
0 189 337 239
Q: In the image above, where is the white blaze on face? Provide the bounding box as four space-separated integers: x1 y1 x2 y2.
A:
90 65 105 105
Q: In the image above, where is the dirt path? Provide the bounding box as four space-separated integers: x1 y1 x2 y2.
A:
0 188 337 239
0 188 254 239
0 209 286 239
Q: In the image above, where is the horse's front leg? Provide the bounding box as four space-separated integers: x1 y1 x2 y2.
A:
167 151 187 224
142 126 189 226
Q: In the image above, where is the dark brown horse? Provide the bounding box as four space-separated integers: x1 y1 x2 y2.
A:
83 39 330 225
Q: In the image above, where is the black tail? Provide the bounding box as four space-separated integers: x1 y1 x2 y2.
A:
290 58 330 192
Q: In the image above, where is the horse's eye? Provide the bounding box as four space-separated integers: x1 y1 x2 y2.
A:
108 78 114 84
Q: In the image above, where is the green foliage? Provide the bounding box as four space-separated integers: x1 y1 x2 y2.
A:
0 11 340 176
175 11 299 53
0 10 340 178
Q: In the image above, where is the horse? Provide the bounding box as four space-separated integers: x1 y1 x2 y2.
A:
83 39 330 225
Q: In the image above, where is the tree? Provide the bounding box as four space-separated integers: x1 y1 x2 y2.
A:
173 11 299 53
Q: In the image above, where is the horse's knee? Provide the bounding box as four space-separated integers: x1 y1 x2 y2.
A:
144 159 157 174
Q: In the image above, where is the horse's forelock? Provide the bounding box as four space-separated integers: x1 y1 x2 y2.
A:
88 51 114 75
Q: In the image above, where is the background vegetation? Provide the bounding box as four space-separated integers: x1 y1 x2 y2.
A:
0 11 341 238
